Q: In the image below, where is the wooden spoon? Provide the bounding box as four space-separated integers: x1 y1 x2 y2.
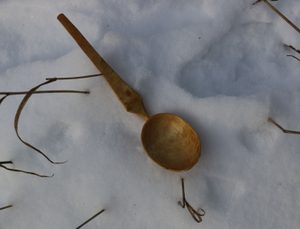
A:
57 14 201 171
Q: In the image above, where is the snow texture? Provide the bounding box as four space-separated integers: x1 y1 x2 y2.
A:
0 0 300 228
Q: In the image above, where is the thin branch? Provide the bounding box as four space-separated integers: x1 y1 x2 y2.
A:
0 161 13 165
287 55 300 62
46 73 102 81
6 74 99 165
0 90 89 105
14 78 67 164
76 209 105 229
253 0 300 33
0 90 89 95
178 178 205 223
0 161 53 178
284 44 300 55
0 205 13 211
268 117 300 135
252 0 262 5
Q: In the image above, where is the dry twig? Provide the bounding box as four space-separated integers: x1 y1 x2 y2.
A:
0 161 52 177
0 90 89 105
14 79 67 164
76 209 105 229
253 0 300 33
268 117 300 135
8 73 100 165
0 204 13 211
178 178 205 223
287 54 300 62
284 44 300 54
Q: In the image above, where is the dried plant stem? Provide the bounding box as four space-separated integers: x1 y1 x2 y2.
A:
178 178 205 223
268 117 300 134
0 90 89 95
76 209 105 229
287 55 300 62
14 79 71 164
46 73 102 81
0 160 13 165
0 90 89 104
284 44 300 54
253 0 300 33
0 161 52 178
4 73 99 165
0 204 13 211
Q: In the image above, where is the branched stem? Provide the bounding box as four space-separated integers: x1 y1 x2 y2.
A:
1 73 100 165
178 178 205 223
268 117 300 134
0 161 53 178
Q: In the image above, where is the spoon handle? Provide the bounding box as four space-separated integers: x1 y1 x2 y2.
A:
57 14 149 119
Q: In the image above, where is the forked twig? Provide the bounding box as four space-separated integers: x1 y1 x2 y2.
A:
0 204 13 211
76 209 105 229
12 73 100 164
1 73 100 165
14 78 68 164
0 161 53 178
268 117 300 135
253 0 300 33
178 178 205 223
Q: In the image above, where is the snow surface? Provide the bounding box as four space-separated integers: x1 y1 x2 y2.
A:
0 0 300 228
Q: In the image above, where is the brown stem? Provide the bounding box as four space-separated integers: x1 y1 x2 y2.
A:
0 205 13 211
268 117 300 134
76 209 105 229
178 178 205 223
284 44 300 55
287 55 300 62
0 90 89 105
0 161 13 165
46 73 102 81
14 78 68 164
0 90 89 95
0 161 53 178
253 0 300 33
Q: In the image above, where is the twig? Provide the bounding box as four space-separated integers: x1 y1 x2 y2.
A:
46 73 102 81
0 161 13 165
253 0 300 33
0 204 13 211
287 55 300 62
284 44 300 55
178 178 205 223
0 161 53 178
14 79 68 164
76 209 105 229
268 117 300 134
0 90 89 105
4 73 99 165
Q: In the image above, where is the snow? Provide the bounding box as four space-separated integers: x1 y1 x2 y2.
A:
0 0 300 228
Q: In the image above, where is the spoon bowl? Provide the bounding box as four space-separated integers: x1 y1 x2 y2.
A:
141 113 200 170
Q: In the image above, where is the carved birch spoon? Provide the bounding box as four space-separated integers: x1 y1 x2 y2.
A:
57 14 201 171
